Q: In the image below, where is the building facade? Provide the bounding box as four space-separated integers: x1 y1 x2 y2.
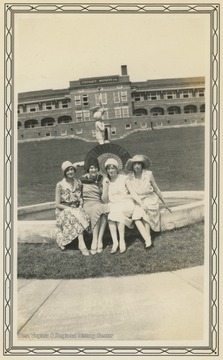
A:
17 65 205 142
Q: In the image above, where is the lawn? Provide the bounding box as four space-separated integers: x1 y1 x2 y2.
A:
17 221 204 279
18 126 204 206
17 125 205 279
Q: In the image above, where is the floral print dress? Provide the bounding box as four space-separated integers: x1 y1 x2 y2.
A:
55 178 90 248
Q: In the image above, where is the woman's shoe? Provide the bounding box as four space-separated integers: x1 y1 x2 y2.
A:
79 248 90 256
97 247 103 254
90 249 97 255
59 245 65 251
145 243 154 250
110 245 118 254
120 245 126 254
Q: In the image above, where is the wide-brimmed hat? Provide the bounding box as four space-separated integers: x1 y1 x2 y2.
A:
61 161 76 174
104 158 119 169
125 155 152 171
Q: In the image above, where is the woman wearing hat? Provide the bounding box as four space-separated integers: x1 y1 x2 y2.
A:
80 158 109 254
55 161 90 255
102 158 135 254
125 155 171 249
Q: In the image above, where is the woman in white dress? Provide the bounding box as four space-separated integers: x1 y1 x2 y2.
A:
102 158 135 254
125 155 171 249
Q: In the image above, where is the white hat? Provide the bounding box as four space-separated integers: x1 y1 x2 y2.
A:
104 158 119 169
125 155 152 171
61 161 76 173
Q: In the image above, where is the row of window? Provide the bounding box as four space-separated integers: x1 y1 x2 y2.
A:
134 89 205 101
18 104 205 129
18 91 129 114
74 91 128 106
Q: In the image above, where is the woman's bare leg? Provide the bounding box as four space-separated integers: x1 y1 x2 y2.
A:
117 222 126 253
97 215 107 252
78 234 90 256
135 220 152 247
108 220 119 253
91 220 100 254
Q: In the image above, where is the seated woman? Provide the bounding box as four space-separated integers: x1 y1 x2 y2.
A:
125 155 171 249
102 158 135 254
80 158 109 254
55 161 90 256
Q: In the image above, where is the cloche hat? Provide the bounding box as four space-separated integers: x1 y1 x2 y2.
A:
85 157 100 172
125 155 152 171
61 161 76 174
104 158 119 169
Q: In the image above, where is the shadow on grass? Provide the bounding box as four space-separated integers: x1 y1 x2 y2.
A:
17 221 204 280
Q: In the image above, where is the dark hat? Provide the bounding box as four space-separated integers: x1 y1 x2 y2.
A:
85 157 100 172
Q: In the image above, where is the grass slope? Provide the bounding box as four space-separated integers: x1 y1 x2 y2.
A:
18 221 204 279
18 126 204 206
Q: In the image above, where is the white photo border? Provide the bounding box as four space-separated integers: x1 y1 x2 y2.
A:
3 2 220 356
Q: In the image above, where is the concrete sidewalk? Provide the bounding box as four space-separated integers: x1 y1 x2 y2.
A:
17 266 204 342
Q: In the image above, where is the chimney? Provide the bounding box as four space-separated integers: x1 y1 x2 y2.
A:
121 65 128 76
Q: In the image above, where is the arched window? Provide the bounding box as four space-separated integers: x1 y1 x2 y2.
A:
200 104 205 113
24 119 39 128
41 118 55 127
58 115 72 124
133 108 148 116
184 105 197 114
150 107 164 116
167 106 181 115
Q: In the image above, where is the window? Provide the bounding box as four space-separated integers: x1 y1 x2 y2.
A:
196 89 205 97
61 130 67 136
92 130 96 137
122 106 129 117
164 91 176 99
95 93 107 105
111 127 116 135
180 90 192 99
125 124 131 129
82 95 88 106
102 109 109 119
45 132 51 137
59 100 69 109
83 110 90 121
134 93 144 102
113 92 120 103
114 107 129 118
76 129 82 135
148 92 161 100
115 107 122 118
43 102 55 110
74 95 81 106
27 104 39 112
75 111 83 122
121 91 127 103
141 123 147 128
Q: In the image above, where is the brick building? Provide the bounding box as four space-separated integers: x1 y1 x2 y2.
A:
17 65 205 142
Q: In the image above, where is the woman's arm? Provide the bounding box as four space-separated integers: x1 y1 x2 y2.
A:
55 183 68 210
150 174 172 212
125 178 147 210
96 120 105 131
101 177 109 203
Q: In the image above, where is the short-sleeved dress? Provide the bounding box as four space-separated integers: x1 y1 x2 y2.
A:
107 174 135 229
127 170 160 231
55 178 91 248
80 174 109 230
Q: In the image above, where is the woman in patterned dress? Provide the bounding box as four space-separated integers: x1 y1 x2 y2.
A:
125 155 171 249
102 158 135 254
80 158 109 255
55 161 90 255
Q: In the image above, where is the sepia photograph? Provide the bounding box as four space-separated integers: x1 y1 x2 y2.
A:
1 0 222 358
